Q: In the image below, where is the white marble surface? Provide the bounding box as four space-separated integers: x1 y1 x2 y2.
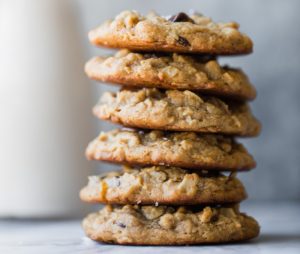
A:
0 202 299 254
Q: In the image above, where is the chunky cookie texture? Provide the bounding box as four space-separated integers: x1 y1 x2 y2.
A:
85 50 256 100
80 165 247 205
86 129 256 170
89 11 253 55
82 204 260 245
95 88 261 136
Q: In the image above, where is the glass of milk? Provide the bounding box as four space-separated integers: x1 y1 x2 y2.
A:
0 0 94 218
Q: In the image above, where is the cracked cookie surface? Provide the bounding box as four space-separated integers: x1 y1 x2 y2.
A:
82 204 259 245
95 88 261 136
86 50 256 100
89 11 253 55
86 129 256 171
80 165 247 205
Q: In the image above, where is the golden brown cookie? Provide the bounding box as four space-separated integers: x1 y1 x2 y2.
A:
80 165 247 205
89 11 253 55
85 50 256 100
82 204 260 245
95 88 261 136
86 129 256 171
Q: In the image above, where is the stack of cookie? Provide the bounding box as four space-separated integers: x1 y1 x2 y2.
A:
80 10 261 245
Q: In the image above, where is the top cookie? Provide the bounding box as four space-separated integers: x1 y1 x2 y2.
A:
89 11 253 55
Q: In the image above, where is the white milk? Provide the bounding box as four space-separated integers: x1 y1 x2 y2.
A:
0 0 94 217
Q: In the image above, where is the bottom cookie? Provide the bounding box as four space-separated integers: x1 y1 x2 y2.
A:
82 204 259 245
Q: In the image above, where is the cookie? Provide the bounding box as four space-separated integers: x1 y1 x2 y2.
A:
80 165 247 205
94 88 261 136
88 11 253 55
82 204 259 245
86 129 255 170
85 50 256 100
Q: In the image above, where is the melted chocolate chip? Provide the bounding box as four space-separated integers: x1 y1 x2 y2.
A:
210 214 219 222
176 36 191 47
168 12 195 23
116 222 126 228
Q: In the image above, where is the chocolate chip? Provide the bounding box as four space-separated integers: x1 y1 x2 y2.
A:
168 12 195 23
116 222 126 228
176 36 191 47
211 214 219 222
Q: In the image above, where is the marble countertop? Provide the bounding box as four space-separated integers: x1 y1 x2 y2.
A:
0 202 299 254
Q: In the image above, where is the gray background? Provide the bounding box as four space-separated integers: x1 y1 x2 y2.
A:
76 0 300 201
